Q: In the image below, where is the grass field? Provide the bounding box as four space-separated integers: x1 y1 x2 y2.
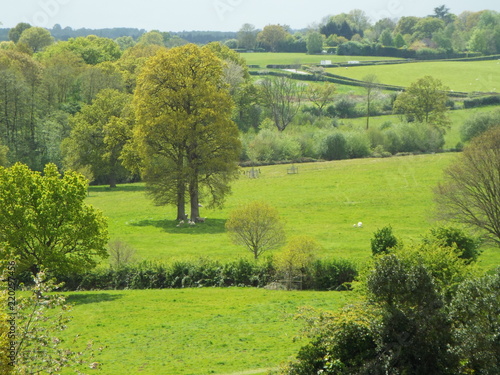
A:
326 60 500 93
60 288 355 375
67 152 500 374
240 52 402 67
87 153 499 271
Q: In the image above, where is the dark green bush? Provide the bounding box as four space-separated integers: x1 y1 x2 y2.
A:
371 226 398 256
322 132 348 160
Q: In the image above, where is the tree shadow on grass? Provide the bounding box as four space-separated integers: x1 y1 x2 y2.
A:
88 184 146 194
129 218 227 235
66 293 123 305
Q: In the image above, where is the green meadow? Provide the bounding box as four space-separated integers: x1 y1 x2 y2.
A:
61 288 356 375
68 152 500 374
87 152 498 270
326 60 500 93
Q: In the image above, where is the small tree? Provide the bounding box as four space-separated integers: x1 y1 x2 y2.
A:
393 75 450 131
259 76 305 132
371 225 398 256
1 268 98 373
0 163 108 277
435 127 500 246
226 201 286 260
276 236 319 290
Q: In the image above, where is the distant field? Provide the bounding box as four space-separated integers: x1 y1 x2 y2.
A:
60 288 355 375
326 60 500 93
240 52 402 67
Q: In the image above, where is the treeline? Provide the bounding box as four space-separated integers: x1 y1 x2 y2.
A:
0 25 237 44
234 7 500 56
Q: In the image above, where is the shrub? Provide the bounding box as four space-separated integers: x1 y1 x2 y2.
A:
321 132 348 160
371 226 398 256
306 259 358 290
345 132 371 159
460 109 500 142
425 227 482 263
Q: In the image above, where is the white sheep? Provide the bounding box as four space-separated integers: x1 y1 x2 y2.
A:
358 222 363 228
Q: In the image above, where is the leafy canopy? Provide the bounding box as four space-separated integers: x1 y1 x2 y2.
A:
0 163 108 276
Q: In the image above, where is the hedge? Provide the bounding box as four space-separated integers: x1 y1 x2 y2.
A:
46 257 358 292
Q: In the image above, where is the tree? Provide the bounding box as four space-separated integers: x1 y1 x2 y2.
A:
379 29 394 46
226 201 286 260
0 163 108 277
129 44 241 221
8 23 31 44
257 25 290 52
371 225 398 255
448 270 500 374
276 236 319 290
306 31 323 54
413 17 445 39
306 83 336 115
393 75 450 130
435 126 500 246
62 89 133 187
18 27 54 53
259 76 305 132
237 23 258 50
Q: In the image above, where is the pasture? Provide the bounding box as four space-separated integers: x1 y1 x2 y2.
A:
326 60 500 93
72 153 500 374
87 153 499 271
60 288 356 374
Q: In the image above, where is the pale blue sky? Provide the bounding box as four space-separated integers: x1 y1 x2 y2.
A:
2 0 499 31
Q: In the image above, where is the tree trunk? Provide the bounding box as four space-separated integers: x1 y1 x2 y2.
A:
189 178 200 221
176 185 186 221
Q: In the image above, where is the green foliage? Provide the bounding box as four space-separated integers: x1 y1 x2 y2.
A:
0 163 108 277
129 44 241 220
62 89 133 187
18 27 54 53
275 236 319 290
371 225 398 255
257 25 290 52
226 201 286 260
448 269 500 374
8 23 31 44
306 32 324 54
460 108 500 141
322 132 348 160
425 226 482 262
393 75 451 130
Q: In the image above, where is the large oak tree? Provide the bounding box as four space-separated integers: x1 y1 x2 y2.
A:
128 44 241 221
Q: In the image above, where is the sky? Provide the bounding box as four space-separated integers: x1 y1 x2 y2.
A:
1 0 499 32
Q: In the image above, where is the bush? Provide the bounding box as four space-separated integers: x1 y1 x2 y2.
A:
371 226 398 256
345 132 371 159
306 259 358 290
321 132 348 160
460 109 500 142
425 227 482 263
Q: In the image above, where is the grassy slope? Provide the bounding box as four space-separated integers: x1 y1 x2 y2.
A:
325 60 500 93
88 153 498 270
61 288 355 375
